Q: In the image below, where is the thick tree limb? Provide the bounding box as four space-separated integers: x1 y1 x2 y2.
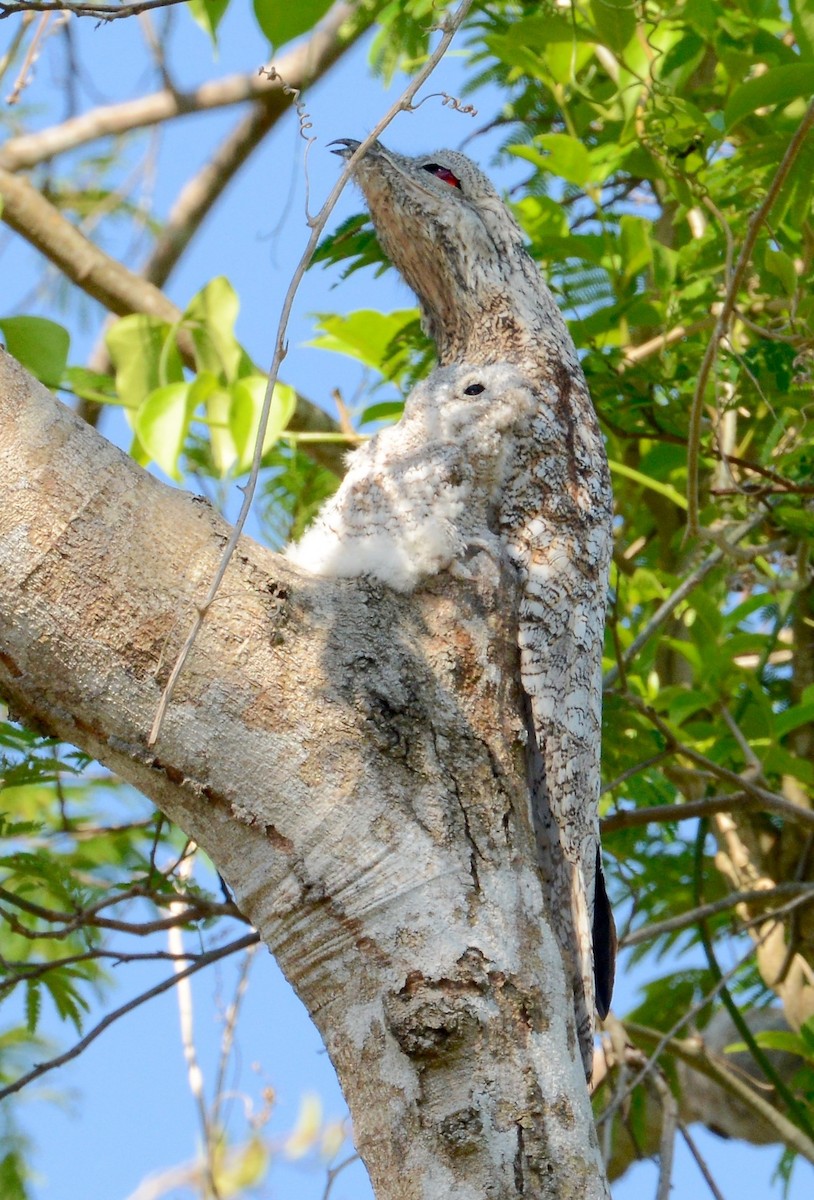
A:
0 350 608 1198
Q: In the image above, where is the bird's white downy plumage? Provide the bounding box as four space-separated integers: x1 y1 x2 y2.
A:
287 363 536 591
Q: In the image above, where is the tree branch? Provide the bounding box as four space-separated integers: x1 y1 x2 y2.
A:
0 932 259 1101
602 792 752 832
622 882 814 948
628 1022 814 1164
1 348 606 1197
0 3 368 171
622 694 814 829
603 510 767 689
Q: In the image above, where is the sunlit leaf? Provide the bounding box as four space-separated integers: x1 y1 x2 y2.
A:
253 0 333 48
134 382 195 479
725 63 814 129
0 317 69 387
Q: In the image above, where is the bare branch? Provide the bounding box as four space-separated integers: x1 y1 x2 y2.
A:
677 1122 727 1200
621 694 814 829
0 932 260 1101
141 1 376 289
622 882 814 948
628 1022 814 1164
619 318 712 368
0 164 180 318
0 0 193 25
0 2 368 172
0 158 348 471
602 793 754 832
653 1069 678 1200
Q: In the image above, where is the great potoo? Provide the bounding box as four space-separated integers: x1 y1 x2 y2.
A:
326 139 616 1081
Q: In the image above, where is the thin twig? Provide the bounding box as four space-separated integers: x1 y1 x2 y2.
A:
619 318 712 368
0 3 367 171
686 98 814 534
621 881 813 948
603 510 767 688
321 1153 360 1200
5 9 48 103
678 1120 727 1200
596 921 814 1161
601 751 672 796
212 943 257 1128
141 0 368 290
653 1068 678 1200
692 821 814 1140
147 0 476 746
0 932 260 1101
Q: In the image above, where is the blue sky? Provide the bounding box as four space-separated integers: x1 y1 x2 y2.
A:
2 3 812 1198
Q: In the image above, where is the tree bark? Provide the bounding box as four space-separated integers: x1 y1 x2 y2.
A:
0 349 608 1199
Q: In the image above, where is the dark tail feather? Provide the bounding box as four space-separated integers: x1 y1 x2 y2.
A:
592 848 616 1020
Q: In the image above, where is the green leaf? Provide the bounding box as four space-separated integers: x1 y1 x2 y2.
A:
229 376 297 472
725 64 814 130
253 0 333 48
25 981 41 1034
589 0 637 54
729 1030 810 1058
310 309 417 375
106 314 183 409
187 0 230 43
360 401 403 426
63 365 117 406
184 276 245 383
0 316 69 387
791 0 814 61
134 383 195 479
764 246 798 296
200 377 237 476
608 460 689 509
774 503 814 536
516 134 594 187
775 702 814 738
619 215 653 280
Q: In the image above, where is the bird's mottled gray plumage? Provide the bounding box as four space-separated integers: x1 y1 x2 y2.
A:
290 138 614 1080
295 139 615 1080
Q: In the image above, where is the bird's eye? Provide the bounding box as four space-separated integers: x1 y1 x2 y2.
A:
422 163 462 189
464 383 485 396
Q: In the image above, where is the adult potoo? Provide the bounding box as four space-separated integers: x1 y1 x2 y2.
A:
329 139 615 1080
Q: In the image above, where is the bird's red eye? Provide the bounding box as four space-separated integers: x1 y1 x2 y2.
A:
422 163 462 189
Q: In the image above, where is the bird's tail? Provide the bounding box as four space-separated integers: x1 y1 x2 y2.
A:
570 850 616 1080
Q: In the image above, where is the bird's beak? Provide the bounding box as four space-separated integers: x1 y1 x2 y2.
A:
328 138 361 159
